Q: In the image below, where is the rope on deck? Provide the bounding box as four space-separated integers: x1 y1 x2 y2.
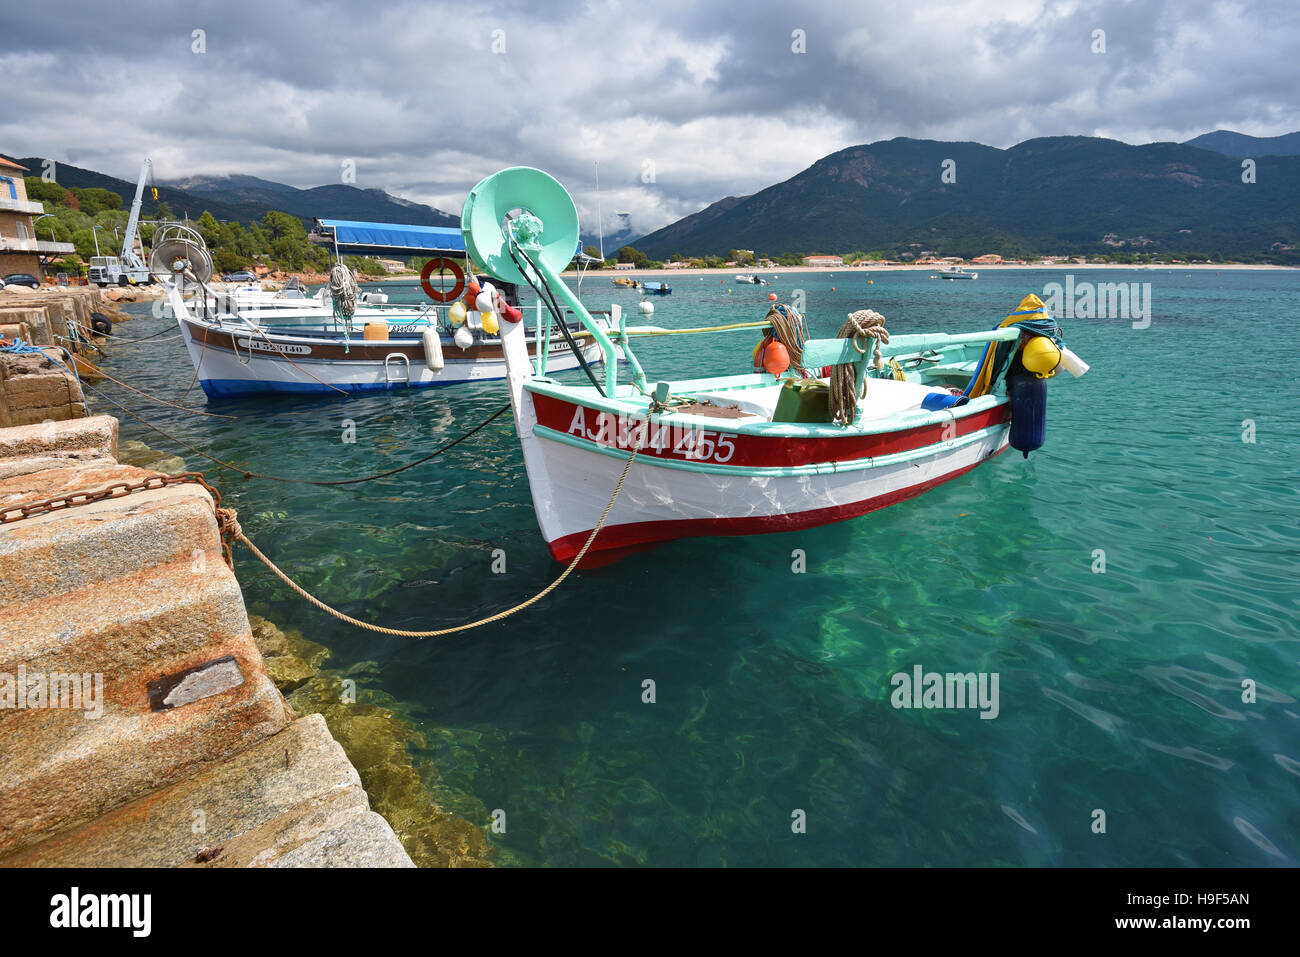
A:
830 310 890 426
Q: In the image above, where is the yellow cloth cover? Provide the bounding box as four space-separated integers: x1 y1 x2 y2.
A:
967 294 1049 398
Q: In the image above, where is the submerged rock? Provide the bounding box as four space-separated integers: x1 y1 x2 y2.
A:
250 615 494 867
118 439 185 474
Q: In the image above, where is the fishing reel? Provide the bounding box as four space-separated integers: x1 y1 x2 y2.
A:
461 167 580 287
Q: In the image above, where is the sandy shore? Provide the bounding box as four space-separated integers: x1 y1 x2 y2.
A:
559 263 1293 278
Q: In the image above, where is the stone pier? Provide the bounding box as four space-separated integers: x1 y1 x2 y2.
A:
0 416 413 867
0 285 122 427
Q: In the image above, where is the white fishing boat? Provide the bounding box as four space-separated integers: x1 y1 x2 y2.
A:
939 265 978 280
458 168 1087 566
150 222 613 397
734 274 769 285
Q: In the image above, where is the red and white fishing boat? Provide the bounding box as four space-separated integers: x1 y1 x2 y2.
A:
460 168 1087 566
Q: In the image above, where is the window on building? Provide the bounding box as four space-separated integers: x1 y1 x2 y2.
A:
17 222 29 240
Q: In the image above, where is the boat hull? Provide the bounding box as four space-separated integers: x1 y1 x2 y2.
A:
519 390 1011 566
177 316 607 397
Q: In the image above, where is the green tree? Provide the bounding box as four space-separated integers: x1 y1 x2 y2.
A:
261 210 306 242
24 178 66 204
213 248 250 273
196 211 223 246
69 187 123 217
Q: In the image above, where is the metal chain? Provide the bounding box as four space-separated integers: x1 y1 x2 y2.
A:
1 472 234 567
0 445 639 636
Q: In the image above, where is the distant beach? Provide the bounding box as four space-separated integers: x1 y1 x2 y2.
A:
560 263 1294 278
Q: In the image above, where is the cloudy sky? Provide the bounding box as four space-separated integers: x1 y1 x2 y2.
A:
2 0 1297 237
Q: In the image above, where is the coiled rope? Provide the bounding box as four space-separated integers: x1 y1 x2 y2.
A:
829 309 890 425
765 303 810 373
222 446 639 637
330 263 358 319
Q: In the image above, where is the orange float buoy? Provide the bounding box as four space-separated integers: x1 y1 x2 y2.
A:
762 341 791 377
768 292 777 301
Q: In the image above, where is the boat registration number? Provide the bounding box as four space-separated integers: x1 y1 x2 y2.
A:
234 338 312 356
568 408 738 463
548 338 585 353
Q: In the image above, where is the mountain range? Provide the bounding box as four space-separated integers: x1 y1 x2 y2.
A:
2 158 459 229
631 132 1300 262
7 128 1298 263
1182 129 1300 157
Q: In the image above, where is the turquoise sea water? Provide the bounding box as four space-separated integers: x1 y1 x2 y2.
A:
102 268 1298 866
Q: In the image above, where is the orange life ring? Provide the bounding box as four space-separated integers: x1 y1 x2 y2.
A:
420 258 466 303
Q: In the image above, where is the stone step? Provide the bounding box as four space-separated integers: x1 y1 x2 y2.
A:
0 554 292 857
0 715 413 868
0 415 117 469
0 476 220 606
0 674 288 859
0 553 253 683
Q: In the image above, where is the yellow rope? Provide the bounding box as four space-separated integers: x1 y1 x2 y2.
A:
228 446 639 637
621 320 771 337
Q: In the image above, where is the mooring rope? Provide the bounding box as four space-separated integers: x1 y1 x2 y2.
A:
72 354 237 419
829 309 890 426
222 446 639 637
77 377 513 486
4 441 637 638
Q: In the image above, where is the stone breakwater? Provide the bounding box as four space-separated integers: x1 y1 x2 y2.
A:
0 286 124 428
0 415 415 867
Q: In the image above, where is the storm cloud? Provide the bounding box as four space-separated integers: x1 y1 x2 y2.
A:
2 0 1296 237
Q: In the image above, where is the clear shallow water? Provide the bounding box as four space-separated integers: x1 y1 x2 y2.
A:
101 268 1298 866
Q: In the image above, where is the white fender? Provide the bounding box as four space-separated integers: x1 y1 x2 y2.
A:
422 327 444 372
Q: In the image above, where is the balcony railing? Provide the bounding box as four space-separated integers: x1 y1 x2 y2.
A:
0 236 76 254
0 196 46 215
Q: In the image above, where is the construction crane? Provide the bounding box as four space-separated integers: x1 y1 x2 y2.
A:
88 158 156 287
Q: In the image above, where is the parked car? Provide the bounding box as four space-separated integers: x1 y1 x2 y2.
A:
222 270 257 282
2 273 41 289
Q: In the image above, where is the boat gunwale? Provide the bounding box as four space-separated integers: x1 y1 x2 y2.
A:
524 375 1008 439
532 420 1010 477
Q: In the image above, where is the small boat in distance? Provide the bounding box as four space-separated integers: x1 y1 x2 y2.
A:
641 280 671 295
940 266 979 280
735 274 769 285
612 276 639 288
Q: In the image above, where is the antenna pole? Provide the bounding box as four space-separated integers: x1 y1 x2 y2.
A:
595 161 604 261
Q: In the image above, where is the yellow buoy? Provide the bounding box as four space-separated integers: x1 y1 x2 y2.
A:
1021 335 1062 378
